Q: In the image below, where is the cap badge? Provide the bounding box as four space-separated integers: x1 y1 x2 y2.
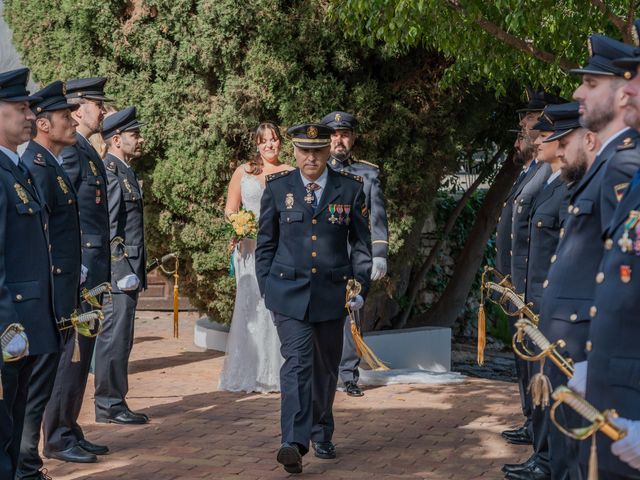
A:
61 83 67 96
625 71 633 80
307 126 318 139
335 113 342 122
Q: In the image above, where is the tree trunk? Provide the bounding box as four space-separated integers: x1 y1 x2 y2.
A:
395 147 504 329
413 154 520 328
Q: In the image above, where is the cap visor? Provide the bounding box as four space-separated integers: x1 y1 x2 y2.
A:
3 94 43 103
516 107 545 113
544 128 575 142
292 141 330 149
568 68 615 76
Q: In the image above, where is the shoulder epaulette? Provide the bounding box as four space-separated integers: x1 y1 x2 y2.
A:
340 171 363 182
354 159 379 169
105 160 117 172
33 153 46 167
266 170 291 182
617 136 636 150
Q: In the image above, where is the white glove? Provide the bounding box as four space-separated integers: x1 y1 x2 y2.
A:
80 265 88 285
567 360 588 396
611 417 640 470
117 273 140 291
4 333 27 358
347 295 364 311
370 257 387 281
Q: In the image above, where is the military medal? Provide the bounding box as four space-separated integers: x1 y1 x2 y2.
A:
14 183 28 204
336 204 344 224
96 188 101 204
56 176 69 194
344 205 351 225
89 161 98 177
328 204 337 224
620 265 632 283
285 193 294 209
123 178 133 193
620 211 640 252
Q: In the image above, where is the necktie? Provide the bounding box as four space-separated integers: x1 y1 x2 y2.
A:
306 182 320 211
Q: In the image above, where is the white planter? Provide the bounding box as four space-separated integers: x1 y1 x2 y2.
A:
363 326 451 372
193 317 229 352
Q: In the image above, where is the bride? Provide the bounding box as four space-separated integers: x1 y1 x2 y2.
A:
219 122 293 393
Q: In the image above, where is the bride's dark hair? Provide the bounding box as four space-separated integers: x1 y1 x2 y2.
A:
246 122 283 175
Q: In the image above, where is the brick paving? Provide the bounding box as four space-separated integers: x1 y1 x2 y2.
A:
42 311 530 480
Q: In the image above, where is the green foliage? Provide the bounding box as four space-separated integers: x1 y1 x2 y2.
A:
330 0 633 97
5 0 525 323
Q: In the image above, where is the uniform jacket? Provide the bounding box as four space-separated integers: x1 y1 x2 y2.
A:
524 174 570 313
61 133 110 290
495 160 540 276
329 155 388 258
539 129 639 387
511 161 551 294
104 153 147 292
256 167 372 322
23 141 81 319
583 140 640 478
0 151 58 362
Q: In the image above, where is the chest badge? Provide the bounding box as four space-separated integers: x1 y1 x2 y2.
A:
123 178 134 193
285 193 294 209
14 183 28 204
57 176 69 194
89 161 98 177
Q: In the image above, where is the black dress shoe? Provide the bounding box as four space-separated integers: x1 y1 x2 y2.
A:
502 454 536 473
78 439 110 455
312 441 336 459
505 462 550 480
501 427 533 445
344 381 364 397
277 443 302 474
97 410 149 425
45 445 98 463
128 409 149 421
501 426 528 439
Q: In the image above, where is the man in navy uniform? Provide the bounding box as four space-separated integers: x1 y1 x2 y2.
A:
0 68 58 480
565 45 640 480
256 123 371 474
503 104 576 480
538 34 640 480
320 111 388 397
94 106 148 425
42 77 112 462
18 81 84 478
501 89 564 448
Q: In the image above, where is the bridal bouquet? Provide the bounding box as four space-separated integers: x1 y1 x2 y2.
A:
227 209 258 239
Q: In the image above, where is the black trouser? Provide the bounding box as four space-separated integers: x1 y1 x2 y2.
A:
548 393 580 479
530 404 551 474
94 290 138 419
273 313 344 455
17 351 61 479
339 316 360 384
43 321 96 453
0 356 37 479
510 316 532 430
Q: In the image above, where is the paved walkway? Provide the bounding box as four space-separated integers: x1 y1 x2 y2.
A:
44 312 529 480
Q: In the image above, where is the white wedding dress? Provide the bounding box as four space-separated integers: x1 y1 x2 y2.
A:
218 174 283 393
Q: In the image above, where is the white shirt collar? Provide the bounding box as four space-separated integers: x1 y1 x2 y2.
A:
546 169 561 185
597 127 632 156
299 166 328 191
0 145 19 166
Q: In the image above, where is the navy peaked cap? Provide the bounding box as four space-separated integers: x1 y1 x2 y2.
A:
102 106 144 139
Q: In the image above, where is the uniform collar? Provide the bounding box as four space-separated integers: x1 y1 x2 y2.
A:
597 126 631 156
299 166 328 190
0 145 19 165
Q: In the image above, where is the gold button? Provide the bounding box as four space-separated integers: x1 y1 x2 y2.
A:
589 306 597 318
68 199 73 204
311 267 317 273
570 313 578 321
311 235 317 241
537 221 542 228
550 254 557 263
568 205 573 213
543 280 549 288
16 294 22 301
28 208 33 214
86 242 91 247
605 239 613 250
596 272 604 284
56 268 61 274
279 273 283 277
586 340 593 352
311 252 317 257
573 207 580 214
312 219 317 225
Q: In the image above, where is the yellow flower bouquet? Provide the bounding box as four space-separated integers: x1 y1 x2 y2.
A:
227 208 258 240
